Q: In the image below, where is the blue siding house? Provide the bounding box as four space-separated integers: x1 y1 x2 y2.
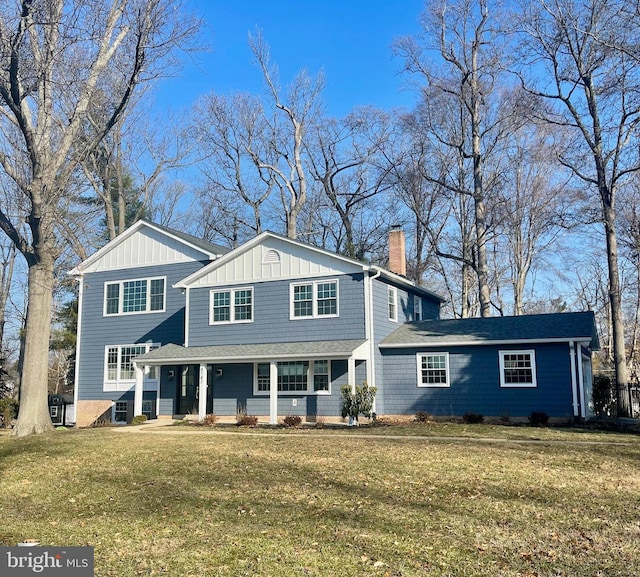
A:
70 220 599 426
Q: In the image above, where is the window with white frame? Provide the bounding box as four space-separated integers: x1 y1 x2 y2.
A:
290 280 338 319
104 277 165 316
499 350 537 387
104 343 159 391
114 401 128 423
209 287 253 324
388 286 398 322
417 353 450 387
414 295 422 321
254 360 332 394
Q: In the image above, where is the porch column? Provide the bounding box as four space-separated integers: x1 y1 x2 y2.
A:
198 363 207 421
269 361 278 425
348 356 356 390
133 362 144 416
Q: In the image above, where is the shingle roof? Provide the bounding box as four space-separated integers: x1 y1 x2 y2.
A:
135 339 368 363
380 311 600 349
146 220 230 256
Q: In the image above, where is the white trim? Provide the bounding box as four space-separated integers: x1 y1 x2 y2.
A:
103 276 167 317
198 364 207 420
209 286 254 325
499 349 537 388
381 338 593 348
68 220 222 275
72 278 84 424
577 344 587 419
289 279 339 320
414 295 422 321
388 286 398 322
416 352 450 388
570 341 579 417
103 343 160 392
184 287 190 347
253 359 333 396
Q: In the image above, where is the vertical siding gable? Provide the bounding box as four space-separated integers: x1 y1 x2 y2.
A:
186 237 364 288
80 227 214 273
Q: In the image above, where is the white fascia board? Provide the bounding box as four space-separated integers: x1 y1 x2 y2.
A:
175 231 369 289
380 338 594 349
142 350 362 365
68 220 221 276
371 266 446 303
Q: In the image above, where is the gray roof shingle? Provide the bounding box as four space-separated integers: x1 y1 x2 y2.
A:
380 311 599 349
135 339 367 363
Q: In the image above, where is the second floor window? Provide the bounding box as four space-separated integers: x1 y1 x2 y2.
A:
210 287 253 324
104 277 165 316
388 286 398 322
291 280 338 319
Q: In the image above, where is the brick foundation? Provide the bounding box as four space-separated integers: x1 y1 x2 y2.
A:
75 400 114 428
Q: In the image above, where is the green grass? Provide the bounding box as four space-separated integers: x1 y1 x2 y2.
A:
0 424 638 576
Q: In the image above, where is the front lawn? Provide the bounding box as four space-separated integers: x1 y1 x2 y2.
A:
0 425 638 576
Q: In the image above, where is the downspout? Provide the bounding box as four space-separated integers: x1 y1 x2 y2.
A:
576 343 586 419
183 287 190 347
365 269 382 411
72 276 84 425
569 340 579 418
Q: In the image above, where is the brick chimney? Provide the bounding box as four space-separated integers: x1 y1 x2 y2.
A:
388 225 406 276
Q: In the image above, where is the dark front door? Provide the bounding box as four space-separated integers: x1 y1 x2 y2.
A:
177 365 198 415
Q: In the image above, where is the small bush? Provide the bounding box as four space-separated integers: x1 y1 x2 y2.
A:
499 414 510 424
0 397 18 428
529 411 549 426
237 414 258 427
415 410 431 423
131 415 148 426
202 413 217 427
463 411 484 424
282 415 302 428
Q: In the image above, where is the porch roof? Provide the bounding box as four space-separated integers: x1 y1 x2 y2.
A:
134 339 368 364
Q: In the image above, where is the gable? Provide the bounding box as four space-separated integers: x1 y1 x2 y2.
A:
71 222 223 275
179 234 365 288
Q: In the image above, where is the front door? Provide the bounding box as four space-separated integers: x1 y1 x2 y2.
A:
177 365 198 415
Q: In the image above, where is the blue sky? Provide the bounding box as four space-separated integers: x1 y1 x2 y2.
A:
154 0 427 117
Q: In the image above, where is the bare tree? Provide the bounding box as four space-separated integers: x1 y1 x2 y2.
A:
247 31 324 239
395 0 515 317
0 0 200 436
519 0 640 416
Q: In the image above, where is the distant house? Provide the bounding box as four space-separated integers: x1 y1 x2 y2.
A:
70 220 599 426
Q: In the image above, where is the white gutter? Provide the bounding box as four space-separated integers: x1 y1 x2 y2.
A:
569 340 579 417
184 287 190 347
72 277 84 425
381 338 594 348
365 269 382 409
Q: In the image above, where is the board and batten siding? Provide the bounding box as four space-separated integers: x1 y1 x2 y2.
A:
187 273 366 346
381 343 575 418
76 261 206 402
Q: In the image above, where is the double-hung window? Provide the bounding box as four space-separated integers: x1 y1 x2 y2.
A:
417 353 450 387
388 286 398 322
210 287 253 324
291 280 338 319
104 343 159 391
254 360 331 394
104 277 165 316
414 295 422 321
499 350 537 388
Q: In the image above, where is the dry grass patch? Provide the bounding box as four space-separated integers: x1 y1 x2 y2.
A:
0 427 638 576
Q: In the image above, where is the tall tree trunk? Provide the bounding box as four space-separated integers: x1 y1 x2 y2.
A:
604 205 631 416
13 256 55 436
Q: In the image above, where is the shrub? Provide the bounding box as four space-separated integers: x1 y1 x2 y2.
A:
282 415 302 428
462 411 484 424
202 413 217 427
415 410 431 423
340 382 377 425
0 397 18 428
528 411 549 426
592 374 616 417
236 414 258 427
131 415 147 426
